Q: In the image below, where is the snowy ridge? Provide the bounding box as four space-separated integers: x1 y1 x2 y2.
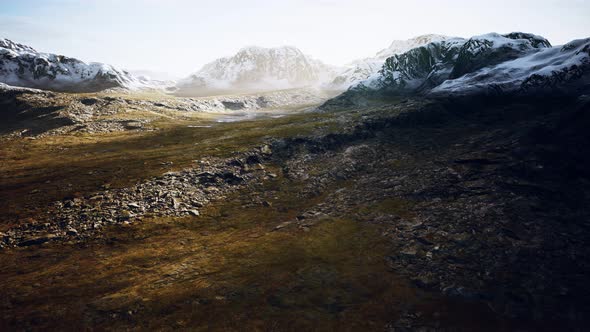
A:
448 32 551 79
359 33 552 93
326 34 453 91
0 82 44 93
0 38 168 93
431 38 590 97
360 37 467 93
0 39 36 53
341 32 588 98
375 34 451 60
176 46 339 96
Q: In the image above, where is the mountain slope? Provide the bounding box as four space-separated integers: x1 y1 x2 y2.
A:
361 37 468 93
0 38 155 93
363 33 551 93
325 32 589 105
176 46 338 96
326 34 452 91
431 37 590 97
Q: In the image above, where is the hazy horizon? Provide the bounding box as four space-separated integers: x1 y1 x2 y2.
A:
1 0 589 77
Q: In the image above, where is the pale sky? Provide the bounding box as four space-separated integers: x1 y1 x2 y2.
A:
1 0 589 77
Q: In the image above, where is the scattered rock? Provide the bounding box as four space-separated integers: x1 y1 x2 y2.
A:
18 234 58 247
261 145 272 155
273 221 292 231
127 203 141 209
66 228 79 236
120 210 133 219
80 98 98 106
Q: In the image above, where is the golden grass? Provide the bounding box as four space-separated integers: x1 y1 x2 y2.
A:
0 109 340 229
0 169 410 330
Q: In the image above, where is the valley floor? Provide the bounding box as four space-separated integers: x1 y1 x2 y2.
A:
1 91 589 330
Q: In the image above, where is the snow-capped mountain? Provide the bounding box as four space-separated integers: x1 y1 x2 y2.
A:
0 38 161 93
326 34 452 91
358 37 470 93
325 32 590 103
176 46 339 96
431 37 590 97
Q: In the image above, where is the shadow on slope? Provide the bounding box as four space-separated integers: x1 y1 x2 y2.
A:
0 91 73 136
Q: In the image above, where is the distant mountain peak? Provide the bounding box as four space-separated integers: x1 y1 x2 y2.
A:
237 45 302 53
0 38 37 53
0 38 172 93
176 45 339 96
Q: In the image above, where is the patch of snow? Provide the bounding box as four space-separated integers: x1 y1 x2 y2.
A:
430 38 590 97
0 82 44 93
